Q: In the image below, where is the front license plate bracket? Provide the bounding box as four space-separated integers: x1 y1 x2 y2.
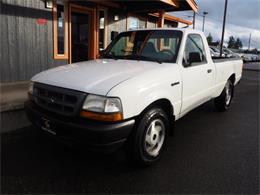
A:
41 117 56 135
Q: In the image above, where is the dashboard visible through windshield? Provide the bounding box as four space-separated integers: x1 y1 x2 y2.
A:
103 30 183 63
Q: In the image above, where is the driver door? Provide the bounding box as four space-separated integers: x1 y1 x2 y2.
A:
181 34 214 115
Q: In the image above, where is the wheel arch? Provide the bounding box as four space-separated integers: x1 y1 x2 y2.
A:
228 73 236 85
228 73 236 97
136 98 175 136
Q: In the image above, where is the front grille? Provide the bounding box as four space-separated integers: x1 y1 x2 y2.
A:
33 83 86 116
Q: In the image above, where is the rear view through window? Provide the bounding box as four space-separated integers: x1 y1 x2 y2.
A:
183 34 207 66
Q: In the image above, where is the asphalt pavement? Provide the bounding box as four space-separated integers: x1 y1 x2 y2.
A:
243 61 260 71
1 70 259 194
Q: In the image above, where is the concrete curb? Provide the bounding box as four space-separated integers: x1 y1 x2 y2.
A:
0 81 28 113
0 109 30 133
0 102 25 112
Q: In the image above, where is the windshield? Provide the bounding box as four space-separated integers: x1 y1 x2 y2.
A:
103 30 183 63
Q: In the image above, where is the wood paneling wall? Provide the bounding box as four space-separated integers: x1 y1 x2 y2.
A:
0 0 179 82
1 0 67 82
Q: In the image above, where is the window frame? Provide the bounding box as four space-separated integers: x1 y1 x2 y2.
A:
126 13 148 30
69 4 97 63
53 0 69 60
97 6 108 52
182 33 208 68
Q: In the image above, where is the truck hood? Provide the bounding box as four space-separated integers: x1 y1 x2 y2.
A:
32 59 163 95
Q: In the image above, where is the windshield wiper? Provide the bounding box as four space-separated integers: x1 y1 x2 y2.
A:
138 55 163 64
103 52 118 60
111 52 118 60
129 54 162 64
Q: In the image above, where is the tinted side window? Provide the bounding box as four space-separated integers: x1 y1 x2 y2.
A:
183 34 207 66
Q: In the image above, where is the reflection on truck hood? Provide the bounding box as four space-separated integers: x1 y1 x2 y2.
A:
32 59 162 96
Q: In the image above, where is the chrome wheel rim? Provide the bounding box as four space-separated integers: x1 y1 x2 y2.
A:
225 82 232 105
144 119 165 157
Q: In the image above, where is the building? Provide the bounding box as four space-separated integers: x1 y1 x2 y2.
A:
1 0 197 83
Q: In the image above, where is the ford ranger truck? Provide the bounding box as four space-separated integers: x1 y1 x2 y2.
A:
25 29 243 166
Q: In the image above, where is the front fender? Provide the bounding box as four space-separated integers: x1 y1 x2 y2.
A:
107 66 182 119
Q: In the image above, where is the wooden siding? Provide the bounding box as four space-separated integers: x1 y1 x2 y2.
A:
1 0 67 82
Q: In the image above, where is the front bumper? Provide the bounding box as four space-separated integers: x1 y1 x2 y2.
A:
25 101 135 152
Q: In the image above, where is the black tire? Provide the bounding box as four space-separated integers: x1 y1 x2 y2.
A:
126 107 170 167
214 80 234 112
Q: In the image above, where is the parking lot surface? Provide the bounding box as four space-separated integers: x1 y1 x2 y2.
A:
1 70 259 194
243 61 260 71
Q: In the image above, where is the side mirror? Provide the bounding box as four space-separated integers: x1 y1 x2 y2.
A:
99 49 105 56
98 49 107 59
111 31 118 41
189 52 202 64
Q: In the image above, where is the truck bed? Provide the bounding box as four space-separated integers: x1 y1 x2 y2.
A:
212 56 242 63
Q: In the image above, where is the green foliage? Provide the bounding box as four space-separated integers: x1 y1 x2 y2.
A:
234 38 243 49
228 36 236 48
207 33 213 45
228 36 243 49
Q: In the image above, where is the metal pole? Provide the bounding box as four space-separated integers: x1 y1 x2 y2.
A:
202 15 205 31
193 11 196 29
248 33 251 51
202 12 208 32
220 0 228 57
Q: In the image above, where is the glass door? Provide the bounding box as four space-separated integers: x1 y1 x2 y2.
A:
71 11 90 63
69 4 96 63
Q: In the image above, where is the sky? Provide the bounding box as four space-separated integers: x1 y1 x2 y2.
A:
172 0 260 49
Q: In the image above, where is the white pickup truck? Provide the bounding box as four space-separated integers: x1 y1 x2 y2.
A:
25 29 243 166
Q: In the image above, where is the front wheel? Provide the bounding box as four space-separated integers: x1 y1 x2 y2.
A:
126 107 170 167
214 80 234 111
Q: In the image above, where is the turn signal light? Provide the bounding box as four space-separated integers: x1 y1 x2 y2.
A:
80 111 123 122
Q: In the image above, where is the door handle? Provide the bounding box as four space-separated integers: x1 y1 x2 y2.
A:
171 82 180 87
207 69 212 73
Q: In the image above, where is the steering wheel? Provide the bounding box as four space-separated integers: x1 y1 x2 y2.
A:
160 49 175 58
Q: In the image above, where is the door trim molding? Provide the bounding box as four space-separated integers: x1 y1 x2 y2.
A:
53 0 69 60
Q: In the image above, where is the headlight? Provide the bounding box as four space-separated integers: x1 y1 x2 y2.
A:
28 81 34 94
80 94 123 122
82 95 107 112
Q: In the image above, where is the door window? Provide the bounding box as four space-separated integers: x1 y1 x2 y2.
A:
183 34 207 66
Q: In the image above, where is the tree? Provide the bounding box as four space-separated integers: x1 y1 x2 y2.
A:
234 38 243 49
227 36 236 49
252 48 258 54
207 33 213 45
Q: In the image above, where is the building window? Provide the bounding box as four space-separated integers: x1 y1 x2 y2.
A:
98 8 107 51
53 0 68 59
164 22 177 28
127 15 147 30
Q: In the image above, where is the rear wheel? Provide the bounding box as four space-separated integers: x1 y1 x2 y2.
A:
214 80 234 111
127 107 170 167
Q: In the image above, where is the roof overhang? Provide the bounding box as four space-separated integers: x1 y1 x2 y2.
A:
90 0 198 13
185 0 198 13
149 13 193 25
